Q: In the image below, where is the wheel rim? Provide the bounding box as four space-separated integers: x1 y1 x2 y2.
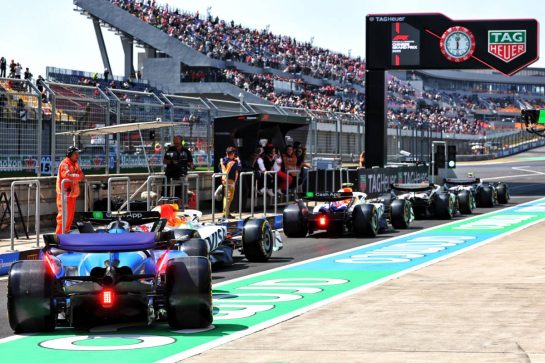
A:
262 228 272 252
404 203 411 223
371 210 378 233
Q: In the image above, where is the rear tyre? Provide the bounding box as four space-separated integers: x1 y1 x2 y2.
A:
390 199 412 229
477 186 494 207
165 256 212 329
497 183 509 204
352 204 379 237
457 190 472 214
8 261 56 333
179 238 209 257
282 203 308 238
434 193 453 219
242 218 274 262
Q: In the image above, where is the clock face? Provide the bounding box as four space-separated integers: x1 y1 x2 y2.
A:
440 26 475 62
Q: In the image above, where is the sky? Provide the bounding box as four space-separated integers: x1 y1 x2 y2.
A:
1 0 544 78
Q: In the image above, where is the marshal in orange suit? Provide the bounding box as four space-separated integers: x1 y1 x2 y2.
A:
55 146 85 234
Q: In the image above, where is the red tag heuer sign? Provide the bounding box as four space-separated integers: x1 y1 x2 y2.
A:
488 30 526 62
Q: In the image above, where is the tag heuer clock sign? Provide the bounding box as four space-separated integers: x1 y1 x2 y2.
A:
366 13 538 76
440 26 476 62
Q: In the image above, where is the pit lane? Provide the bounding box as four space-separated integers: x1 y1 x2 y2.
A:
1 146 544 344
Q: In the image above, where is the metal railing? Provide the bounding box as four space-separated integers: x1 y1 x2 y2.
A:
339 168 350 187
285 169 301 203
146 175 167 210
10 180 40 249
185 173 200 210
263 170 278 217
238 171 255 219
210 173 228 223
107 176 131 212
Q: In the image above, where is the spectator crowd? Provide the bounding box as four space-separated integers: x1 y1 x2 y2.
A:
111 0 365 85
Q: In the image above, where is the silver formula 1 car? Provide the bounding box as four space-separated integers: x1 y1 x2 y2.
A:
444 177 509 209
389 182 457 219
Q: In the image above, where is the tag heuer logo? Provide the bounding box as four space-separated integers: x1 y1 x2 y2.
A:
488 30 526 62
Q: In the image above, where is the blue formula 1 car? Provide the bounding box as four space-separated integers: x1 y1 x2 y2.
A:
7 228 212 333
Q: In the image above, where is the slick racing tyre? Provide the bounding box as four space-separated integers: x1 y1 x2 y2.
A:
8 261 56 333
496 183 510 204
179 238 209 258
352 204 379 238
457 190 473 214
434 193 453 219
390 199 412 229
165 256 212 329
282 203 308 238
242 218 274 262
477 186 494 208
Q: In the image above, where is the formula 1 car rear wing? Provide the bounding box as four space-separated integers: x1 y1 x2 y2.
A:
299 191 353 201
80 211 162 226
443 178 481 185
43 231 175 252
391 183 435 192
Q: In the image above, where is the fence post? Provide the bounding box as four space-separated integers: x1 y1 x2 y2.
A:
50 93 57 176
10 180 41 249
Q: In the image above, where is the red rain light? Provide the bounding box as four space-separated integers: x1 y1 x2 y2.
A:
318 216 328 227
100 288 115 308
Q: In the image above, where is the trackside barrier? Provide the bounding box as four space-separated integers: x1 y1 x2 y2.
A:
238 171 255 220
286 169 301 203
146 175 167 210
60 179 90 234
107 176 131 213
263 170 278 217
211 173 228 223
10 180 40 249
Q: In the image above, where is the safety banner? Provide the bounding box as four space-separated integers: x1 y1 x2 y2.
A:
2 198 545 362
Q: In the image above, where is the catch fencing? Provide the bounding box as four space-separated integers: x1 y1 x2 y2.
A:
0 79 541 176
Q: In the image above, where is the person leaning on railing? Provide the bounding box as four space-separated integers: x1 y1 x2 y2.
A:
219 146 241 219
163 135 193 199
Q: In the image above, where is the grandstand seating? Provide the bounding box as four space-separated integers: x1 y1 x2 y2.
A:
110 0 365 86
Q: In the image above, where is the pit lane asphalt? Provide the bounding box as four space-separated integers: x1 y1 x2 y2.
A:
1 147 544 339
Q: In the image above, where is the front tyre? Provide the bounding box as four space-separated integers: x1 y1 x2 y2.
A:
434 193 453 219
496 183 509 204
179 238 209 257
477 186 494 207
8 261 56 333
242 218 274 262
353 204 379 237
165 256 212 329
457 190 473 214
390 199 412 229
282 203 308 238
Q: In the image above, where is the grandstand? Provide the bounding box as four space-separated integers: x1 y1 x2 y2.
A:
2 0 545 175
